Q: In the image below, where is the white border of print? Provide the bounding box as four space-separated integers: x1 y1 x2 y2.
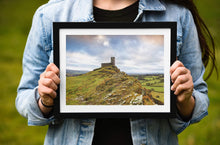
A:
59 28 171 113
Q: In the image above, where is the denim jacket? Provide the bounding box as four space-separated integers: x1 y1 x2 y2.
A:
16 0 209 145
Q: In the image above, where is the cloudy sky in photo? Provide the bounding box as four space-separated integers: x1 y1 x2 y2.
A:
66 35 164 74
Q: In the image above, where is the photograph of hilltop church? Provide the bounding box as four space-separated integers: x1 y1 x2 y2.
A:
66 35 164 105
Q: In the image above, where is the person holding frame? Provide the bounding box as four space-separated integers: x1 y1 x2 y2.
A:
16 0 217 145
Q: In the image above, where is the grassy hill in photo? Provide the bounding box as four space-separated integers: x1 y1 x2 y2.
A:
66 65 163 105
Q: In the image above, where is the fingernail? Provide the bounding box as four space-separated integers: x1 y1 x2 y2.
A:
174 91 177 95
171 85 174 90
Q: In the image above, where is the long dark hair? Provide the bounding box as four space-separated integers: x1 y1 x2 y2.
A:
164 0 218 80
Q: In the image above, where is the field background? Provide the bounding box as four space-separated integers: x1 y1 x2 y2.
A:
0 0 219 145
132 74 164 103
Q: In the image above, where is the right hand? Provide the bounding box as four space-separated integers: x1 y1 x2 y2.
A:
38 63 60 112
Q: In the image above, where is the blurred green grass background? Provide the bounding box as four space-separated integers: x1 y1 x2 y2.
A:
0 0 219 145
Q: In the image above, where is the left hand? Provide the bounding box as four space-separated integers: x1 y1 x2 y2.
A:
170 60 195 120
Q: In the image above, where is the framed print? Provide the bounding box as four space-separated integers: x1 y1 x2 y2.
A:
53 22 176 118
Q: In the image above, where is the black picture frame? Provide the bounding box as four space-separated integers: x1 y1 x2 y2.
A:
53 22 176 119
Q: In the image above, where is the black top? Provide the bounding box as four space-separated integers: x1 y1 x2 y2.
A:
92 118 133 145
93 0 139 22
92 1 139 145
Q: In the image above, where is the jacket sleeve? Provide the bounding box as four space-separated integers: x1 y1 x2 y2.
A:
15 7 55 126
169 8 209 134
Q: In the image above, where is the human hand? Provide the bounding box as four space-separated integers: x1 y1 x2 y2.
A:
38 63 60 114
170 61 195 120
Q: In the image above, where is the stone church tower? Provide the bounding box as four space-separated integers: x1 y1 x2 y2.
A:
111 57 115 66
